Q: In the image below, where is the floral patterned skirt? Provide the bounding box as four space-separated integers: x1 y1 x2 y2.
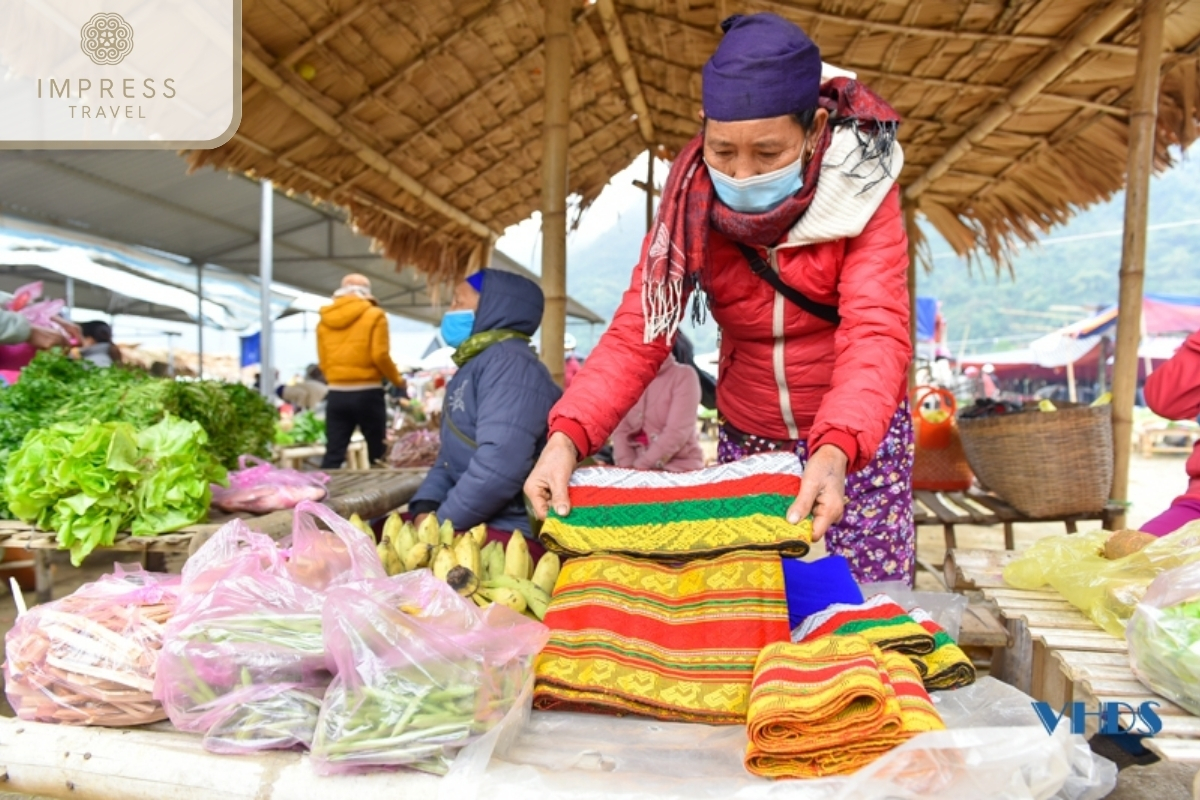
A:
717 405 915 586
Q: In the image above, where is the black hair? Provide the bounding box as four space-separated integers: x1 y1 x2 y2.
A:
671 331 694 366
80 320 112 343
791 108 818 132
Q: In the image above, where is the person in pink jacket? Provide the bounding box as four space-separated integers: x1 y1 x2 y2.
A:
612 336 705 472
1141 329 1200 535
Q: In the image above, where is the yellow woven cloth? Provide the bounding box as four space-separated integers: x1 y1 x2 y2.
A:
910 609 977 691
534 551 791 724
745 636 946 779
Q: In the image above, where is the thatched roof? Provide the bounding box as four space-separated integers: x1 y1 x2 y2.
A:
189 0 1200 282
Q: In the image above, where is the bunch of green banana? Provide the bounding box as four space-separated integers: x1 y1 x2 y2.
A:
470 533 561 621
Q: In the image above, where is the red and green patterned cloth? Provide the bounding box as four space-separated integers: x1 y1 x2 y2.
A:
910 608 976 690
540 453 811 560
533 550 791 724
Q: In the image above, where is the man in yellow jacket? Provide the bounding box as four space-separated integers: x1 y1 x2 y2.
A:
317 274 406 467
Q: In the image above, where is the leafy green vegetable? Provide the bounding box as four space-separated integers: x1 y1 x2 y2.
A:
3 415 227 565
0 352 276 517
275 411 326 446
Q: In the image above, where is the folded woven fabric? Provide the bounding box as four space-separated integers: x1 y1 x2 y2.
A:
534 551 790 724
793 594 936 657
540 453 811 559
910 608 977 691
744 637 945 779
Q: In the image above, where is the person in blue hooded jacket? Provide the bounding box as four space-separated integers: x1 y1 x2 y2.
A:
409 270 562 544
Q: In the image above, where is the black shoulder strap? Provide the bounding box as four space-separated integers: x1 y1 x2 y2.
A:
735 243 841 326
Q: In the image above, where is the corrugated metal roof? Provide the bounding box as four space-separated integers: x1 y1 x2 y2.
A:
0 151 603 325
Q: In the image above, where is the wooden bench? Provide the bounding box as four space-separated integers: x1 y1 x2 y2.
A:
1138 424 1200 457
947 547 1200 768
277 437 369 470
914 488 1119 551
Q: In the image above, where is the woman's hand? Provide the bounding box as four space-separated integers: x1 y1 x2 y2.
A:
413 512 430 528
787 445 848 541
27 325 69 351
524 432 579 519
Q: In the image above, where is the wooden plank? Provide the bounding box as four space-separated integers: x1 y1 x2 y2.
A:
0 718 444 799
1157 717 1200 738
965 489 1023 521
981 588 1064 601
991 616 1033 693
944 492 998 524
1146 737 1200 763
1030 629 1128 652
1036 641 1072 707
943 548 1019 590
959 605 1010 648
915 490 971 524
1056 650 1136 668
1006 610 1101 630
993 598 1079 612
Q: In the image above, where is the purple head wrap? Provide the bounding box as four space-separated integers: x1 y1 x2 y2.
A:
465 272 486 293
702 13 822 122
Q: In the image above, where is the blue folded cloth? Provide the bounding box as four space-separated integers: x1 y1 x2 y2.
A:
781 555 865 631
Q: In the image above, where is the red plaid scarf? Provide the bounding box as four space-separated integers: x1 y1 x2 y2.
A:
642 78 900 342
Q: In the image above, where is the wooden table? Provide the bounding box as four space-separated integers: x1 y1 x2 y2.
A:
1138 424 1200 457
0 468 428 603
947 547 1200 765
914 488 1120 551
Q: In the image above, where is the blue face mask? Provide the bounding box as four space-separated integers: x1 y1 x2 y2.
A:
706 154 804 213
441 310 475 348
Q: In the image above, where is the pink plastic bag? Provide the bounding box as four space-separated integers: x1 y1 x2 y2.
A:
5 565 181 726
310 571 549 776
155 503 385 753
210 456 330 514
0 281 67 370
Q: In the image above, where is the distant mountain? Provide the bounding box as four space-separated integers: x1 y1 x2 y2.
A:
556 150 1200 359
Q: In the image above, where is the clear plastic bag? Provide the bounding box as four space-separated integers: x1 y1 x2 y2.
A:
154 503 385 753
471 678 1114 800
1003 521 1200 636
1127 560 1200 715
5 564 180 726
311 571 548 776
209 455 330 514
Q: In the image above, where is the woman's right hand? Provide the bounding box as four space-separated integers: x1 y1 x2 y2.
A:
524 432 579 519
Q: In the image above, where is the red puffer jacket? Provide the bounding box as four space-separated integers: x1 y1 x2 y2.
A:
550 185 911 473
1144 329 1200 502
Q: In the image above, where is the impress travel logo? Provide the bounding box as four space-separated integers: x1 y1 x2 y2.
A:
0 0 241 148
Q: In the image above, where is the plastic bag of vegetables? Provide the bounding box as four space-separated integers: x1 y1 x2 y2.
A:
209 456 329 515
5 565 180 726
311 571 548 776
1004 522 1200 636
154 502 384 753
1127 560 1200 715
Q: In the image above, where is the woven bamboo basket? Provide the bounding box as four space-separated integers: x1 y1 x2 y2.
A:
957 405 1113 518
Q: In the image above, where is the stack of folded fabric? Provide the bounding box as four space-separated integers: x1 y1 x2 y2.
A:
792 594 936 661
534 551 791 724
744 636 945 778
910 608 977 690
540 453 811 559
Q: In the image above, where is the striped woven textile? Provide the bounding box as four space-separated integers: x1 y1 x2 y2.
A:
533 551 791 724
540 453 811 560
910 608 977 691
744 636 945 778
792 594 935 658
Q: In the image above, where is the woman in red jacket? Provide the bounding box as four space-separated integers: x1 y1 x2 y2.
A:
1141 329 1200 535
525 13 914 584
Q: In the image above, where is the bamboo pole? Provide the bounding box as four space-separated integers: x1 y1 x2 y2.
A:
904 202 919 393
596 0 655 146
904 0 1134 203
645 151 655 233
1111 0 1167 530
1066 360 1078 403
540 0 571 386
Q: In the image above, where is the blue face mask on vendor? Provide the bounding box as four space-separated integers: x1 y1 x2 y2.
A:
441 310 475 348
706 154 804 213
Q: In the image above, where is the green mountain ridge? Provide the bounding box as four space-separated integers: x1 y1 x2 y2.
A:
557 152 1200 359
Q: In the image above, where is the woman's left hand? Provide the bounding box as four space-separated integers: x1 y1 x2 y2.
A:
787 445 848 541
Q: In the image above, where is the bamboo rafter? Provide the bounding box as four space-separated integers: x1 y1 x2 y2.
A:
597 0 657 145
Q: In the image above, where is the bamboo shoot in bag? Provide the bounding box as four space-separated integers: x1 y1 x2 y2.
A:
5 565 180 726
311 571 548 776
154 502 385 753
